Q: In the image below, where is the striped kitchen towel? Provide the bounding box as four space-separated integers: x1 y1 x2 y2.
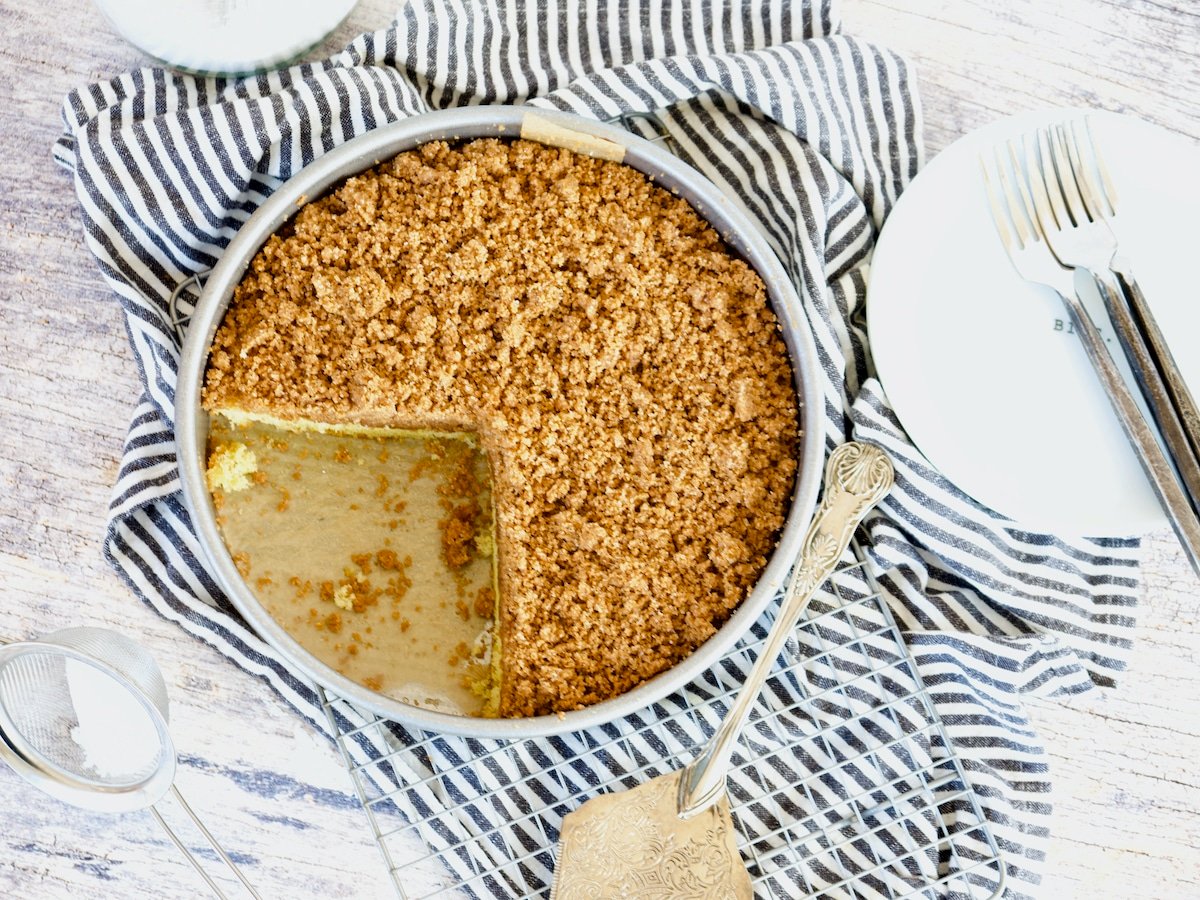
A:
54 1 1140 897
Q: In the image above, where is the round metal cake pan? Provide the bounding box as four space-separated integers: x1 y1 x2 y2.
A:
175 105 825 739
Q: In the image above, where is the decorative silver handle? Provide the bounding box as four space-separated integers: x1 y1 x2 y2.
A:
676 442 894 818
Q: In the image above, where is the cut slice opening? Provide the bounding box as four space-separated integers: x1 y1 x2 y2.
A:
205 410 501 717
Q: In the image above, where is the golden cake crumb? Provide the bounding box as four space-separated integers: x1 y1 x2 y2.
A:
207 442 258 493
203 138 798 718
232 551 251 577
332 584 355 612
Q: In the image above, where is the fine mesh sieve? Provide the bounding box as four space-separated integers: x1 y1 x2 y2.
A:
0 627 260 899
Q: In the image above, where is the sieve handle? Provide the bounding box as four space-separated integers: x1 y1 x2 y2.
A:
676 442 894 817
152 785 262 899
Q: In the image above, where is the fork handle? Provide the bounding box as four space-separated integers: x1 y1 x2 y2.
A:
1061 284 1200 572
1092 271 1200 515
1113 265 1200 474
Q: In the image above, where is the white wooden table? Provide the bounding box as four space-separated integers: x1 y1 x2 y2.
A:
1 1 1197 897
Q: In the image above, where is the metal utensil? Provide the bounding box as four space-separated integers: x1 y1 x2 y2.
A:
550 442 894 899
1057 118 1200 481
0 627 260 899
980 142 1200 572
1029 121 1200 512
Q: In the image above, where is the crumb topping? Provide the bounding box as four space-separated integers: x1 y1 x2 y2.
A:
203 138 799 717
441 501 481 569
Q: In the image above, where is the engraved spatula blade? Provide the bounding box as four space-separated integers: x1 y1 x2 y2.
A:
551 768 751 900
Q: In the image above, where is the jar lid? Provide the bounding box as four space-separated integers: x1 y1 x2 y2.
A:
94 0 360 75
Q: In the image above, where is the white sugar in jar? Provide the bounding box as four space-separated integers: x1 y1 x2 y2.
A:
93 0 360 75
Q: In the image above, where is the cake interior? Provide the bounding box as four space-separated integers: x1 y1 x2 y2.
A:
207 411 500 716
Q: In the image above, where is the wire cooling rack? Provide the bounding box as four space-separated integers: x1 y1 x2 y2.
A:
316 549 1006 900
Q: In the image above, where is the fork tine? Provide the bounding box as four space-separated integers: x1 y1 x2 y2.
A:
1048 124 1090 226
1063 121 1104 222
982 146 1034 253
1010 135 1057 248
979 153 1018 256
1033 128 1070 231
1001 141 1042 246
1081 116 1119 215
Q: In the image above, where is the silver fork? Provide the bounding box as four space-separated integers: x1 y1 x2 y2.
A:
1030 121 1200 510
1061 120 1200 472
980 141 1200 567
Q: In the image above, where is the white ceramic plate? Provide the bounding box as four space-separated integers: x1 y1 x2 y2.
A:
867 109 1200 535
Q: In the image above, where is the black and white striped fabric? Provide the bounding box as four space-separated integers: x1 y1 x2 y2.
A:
54 2 1140 897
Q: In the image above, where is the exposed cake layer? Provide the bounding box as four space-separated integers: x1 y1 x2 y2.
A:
203 138 799 718
206 413 499 715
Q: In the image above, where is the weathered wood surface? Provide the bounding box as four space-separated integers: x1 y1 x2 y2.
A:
0 0 1196 897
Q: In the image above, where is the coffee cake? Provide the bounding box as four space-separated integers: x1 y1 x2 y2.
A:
203 137 798 718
